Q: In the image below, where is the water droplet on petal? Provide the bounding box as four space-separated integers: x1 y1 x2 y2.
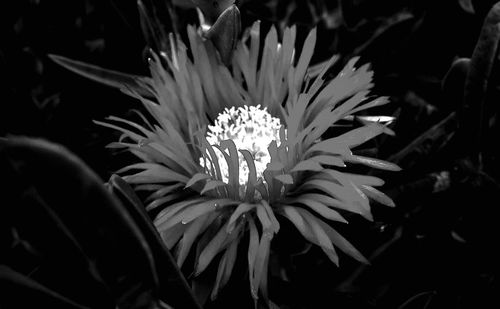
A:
181 220 188 225
213 203 219 209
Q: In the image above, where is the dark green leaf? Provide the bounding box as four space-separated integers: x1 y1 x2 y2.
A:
49 54 152 97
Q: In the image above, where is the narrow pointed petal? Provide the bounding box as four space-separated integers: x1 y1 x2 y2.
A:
49 54 152 97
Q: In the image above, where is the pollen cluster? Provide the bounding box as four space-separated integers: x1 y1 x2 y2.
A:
201 105 283 186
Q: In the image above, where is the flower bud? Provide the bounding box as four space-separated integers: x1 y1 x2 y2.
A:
204 5 241 65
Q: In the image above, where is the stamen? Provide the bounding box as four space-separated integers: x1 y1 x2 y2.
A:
200 105 284 186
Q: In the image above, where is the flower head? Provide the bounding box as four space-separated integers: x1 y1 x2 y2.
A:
97 20 400 303
202 105 283 188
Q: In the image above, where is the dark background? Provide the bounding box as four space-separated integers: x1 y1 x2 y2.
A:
2 0 500 308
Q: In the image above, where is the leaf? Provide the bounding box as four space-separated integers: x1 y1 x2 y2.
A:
351 11 415 57
442 58 470 108
0 137 197 308
0 137 207 309
49 54 152 97
397 291 436 309
388 112 458 168
461 2 500 161
0 265 92 309
107 174 144 211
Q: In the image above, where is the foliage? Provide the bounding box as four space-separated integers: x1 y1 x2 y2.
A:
0 137 199 308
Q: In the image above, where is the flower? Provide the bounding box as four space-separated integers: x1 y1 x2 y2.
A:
202 104 284 189
97 21 400 303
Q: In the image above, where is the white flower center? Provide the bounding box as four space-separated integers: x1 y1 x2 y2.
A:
200 105 283 186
